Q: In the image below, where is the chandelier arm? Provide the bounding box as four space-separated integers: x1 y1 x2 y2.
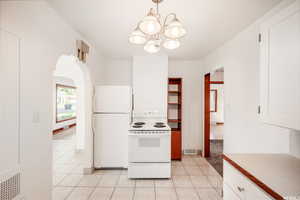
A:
163 13 177 27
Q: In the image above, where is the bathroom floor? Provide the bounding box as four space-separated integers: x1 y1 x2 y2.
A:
52 129 223 200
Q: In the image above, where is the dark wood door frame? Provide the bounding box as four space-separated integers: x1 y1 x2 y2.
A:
204 73 211 157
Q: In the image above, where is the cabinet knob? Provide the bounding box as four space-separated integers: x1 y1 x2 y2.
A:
237 186 245 192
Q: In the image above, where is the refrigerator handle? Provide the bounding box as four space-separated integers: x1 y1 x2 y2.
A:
132 94 134 111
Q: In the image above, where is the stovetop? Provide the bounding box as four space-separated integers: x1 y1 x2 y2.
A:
129 121 171 131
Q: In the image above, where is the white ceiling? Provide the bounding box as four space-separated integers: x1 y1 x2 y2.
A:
47 0 281 59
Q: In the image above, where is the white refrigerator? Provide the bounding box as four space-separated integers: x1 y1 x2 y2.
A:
93 86 132 168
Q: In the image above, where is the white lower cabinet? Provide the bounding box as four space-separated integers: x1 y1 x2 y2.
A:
224 161 273 200
223 183 241 200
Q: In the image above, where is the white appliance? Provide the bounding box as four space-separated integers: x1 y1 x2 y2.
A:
128 116 171 179
93 86 132 168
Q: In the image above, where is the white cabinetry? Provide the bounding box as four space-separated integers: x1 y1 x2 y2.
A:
223 161 272 200
260 0 300 130
132 56 168 118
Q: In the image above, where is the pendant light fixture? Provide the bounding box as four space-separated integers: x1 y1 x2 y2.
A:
129 0 186 53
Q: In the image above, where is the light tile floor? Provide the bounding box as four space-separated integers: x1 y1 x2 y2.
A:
53 129 223 200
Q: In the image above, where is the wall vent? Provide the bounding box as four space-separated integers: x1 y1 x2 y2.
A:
183 149 201 155
0 173 20 200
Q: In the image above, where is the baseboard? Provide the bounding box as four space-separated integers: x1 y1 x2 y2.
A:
53 123 76 135
182 149 202 155
83 167 94 175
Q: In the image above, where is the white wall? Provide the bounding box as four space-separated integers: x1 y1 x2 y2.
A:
99 59 132 85
0 1 103 199
168 60 204 151
53 77 76 130
202 0 295 154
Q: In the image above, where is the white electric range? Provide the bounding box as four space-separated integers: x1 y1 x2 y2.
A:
128 120 171 179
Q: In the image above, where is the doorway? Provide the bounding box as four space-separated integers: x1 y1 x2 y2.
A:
203 68 224 176
52 55 94 187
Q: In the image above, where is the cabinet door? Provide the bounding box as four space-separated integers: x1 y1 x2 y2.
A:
260 0 300 130
223 183 241 200
132 56 168 117
171 131 182 160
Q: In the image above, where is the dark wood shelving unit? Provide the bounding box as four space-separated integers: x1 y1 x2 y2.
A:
168 78 182 160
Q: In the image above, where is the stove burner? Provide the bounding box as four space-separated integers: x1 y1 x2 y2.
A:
155 122 165 125
134 122 146 126
133 125 143 128
154 124 166 128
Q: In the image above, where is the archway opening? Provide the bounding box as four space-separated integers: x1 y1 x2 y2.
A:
52 55 94 186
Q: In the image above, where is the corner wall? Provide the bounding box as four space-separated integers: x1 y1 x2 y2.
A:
202 0 295 154
0 1 104 199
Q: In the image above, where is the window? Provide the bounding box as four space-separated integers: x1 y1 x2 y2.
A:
56 84 76 122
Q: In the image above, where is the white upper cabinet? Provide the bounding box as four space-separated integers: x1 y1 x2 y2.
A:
260 0 300 131
132 56 168 118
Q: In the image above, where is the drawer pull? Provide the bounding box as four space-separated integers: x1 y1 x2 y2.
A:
237 186 245 192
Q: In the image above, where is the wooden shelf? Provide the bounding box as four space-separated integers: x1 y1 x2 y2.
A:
168 102 181 105
168 78 182 160
168 119 181 123
168 91 180 94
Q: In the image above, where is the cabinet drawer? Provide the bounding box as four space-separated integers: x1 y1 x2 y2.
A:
224 160 272 200
224 161 247 199
223 183 241 200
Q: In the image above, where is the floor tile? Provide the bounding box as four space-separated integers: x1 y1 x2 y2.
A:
52 187 73 200
66 187 94 200
89 187 114 200
155 179 174 188
58 174 83 187
156 187 177 200
190 176 212 188
111 187 134 200
117 175 135 187
53 174 66 186
185 166 203 176
134 187 155 200
176 188 200 200
78 175 101 187
197 188 222 200
97 175 120 187
172 166 188 176
173 176 193 188
136 179 154 187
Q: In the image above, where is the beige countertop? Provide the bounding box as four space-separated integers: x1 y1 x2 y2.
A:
225 153 300 199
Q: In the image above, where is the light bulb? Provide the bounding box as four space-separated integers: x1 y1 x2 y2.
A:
163 39 180 50
144 39 161 53
139 9 161 35
129 29 146 44
164 19 186 39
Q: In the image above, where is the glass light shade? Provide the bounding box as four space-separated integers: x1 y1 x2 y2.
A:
164 19 187 39
163 39 180 50
139 15 161 35
129 29 147 44
144 39 161 53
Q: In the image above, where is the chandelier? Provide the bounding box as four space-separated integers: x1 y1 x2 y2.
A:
129 0 187 53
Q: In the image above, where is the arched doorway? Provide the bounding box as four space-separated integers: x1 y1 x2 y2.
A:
52 55 94 186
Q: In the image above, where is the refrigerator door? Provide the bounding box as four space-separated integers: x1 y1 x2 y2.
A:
94 113 129 168
94 86 132 113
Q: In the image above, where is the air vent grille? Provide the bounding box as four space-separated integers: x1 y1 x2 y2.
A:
0 173 20 200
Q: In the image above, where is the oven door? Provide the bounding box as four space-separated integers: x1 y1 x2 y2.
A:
129 134 170 163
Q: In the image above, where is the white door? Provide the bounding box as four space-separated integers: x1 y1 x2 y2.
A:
94 114 129 168
260 0 300 130
0 30 20 173
94 86 132 113
128 134 170 163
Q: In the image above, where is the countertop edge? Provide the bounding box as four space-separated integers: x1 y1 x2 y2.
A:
222 154 285 200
